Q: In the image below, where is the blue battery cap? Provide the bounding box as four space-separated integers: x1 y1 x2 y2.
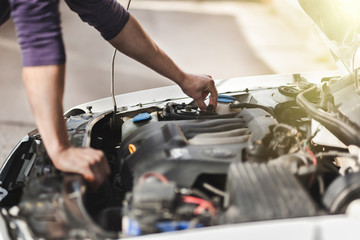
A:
156 221 204 232
127 219 141 236
133 113 152 123
218 94 236 103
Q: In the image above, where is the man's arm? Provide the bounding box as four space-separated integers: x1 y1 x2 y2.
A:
10 0 111 188
22 65 110 189
15 0 217 190
109 15 218 110
65 0 217 107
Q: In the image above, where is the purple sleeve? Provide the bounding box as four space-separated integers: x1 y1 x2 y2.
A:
65 0 130 41
9 0 129 67
9 0 66 67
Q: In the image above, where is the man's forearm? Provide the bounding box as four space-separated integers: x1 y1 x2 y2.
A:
22 64 110 188
23 64 70 157
109 15 186 85
109 14 218 109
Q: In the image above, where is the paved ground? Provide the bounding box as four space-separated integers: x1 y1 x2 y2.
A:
0 0 336 163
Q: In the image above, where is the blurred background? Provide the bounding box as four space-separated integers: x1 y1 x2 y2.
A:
0 0 336 162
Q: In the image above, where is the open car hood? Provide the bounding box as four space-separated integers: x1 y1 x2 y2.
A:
298 0 360 72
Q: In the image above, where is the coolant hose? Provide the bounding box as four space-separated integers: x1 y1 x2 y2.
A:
296 85 360 146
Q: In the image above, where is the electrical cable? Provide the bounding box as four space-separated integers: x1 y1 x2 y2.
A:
182 196 216 215
111 49 117 128
306 147 317 166
229 102 275 116
110 0 132 128
202 183 225 197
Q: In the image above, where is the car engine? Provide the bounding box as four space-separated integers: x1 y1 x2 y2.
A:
1 73 360 239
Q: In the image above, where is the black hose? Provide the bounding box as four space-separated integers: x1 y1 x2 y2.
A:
296 85 360 146
229 103 275 116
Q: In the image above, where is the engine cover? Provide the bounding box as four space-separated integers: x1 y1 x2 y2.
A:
119 108 277 188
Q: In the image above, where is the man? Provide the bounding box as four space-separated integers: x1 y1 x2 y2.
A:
5 0 218 188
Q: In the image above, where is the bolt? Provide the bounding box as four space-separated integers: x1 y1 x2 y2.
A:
86 106 93 113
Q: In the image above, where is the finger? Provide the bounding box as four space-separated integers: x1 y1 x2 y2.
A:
63 149 95 181
95 152 110 177
208 84 218 108
80 149 102 181
95 157 110 185
83 172 95 182
88 165 102 190
88 161 107 190
202 90 209 100
90 154 109 189
96 151 110 175
103 158 111 175
196 99 207 111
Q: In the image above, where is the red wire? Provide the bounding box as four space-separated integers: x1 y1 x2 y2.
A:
139 172 169 184
306 147 317 165
182 196 216 215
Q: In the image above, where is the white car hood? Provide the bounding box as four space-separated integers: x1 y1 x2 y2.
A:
298 0 360 72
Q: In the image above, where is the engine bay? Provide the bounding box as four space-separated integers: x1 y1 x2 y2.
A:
2 73 360 239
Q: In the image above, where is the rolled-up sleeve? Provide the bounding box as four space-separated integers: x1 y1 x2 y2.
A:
9 0 66 67
65 0 130 41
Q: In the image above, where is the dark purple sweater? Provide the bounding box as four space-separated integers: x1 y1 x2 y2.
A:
9 0 129 66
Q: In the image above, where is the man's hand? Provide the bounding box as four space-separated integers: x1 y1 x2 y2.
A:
51 147 110 189
178 73 218 111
